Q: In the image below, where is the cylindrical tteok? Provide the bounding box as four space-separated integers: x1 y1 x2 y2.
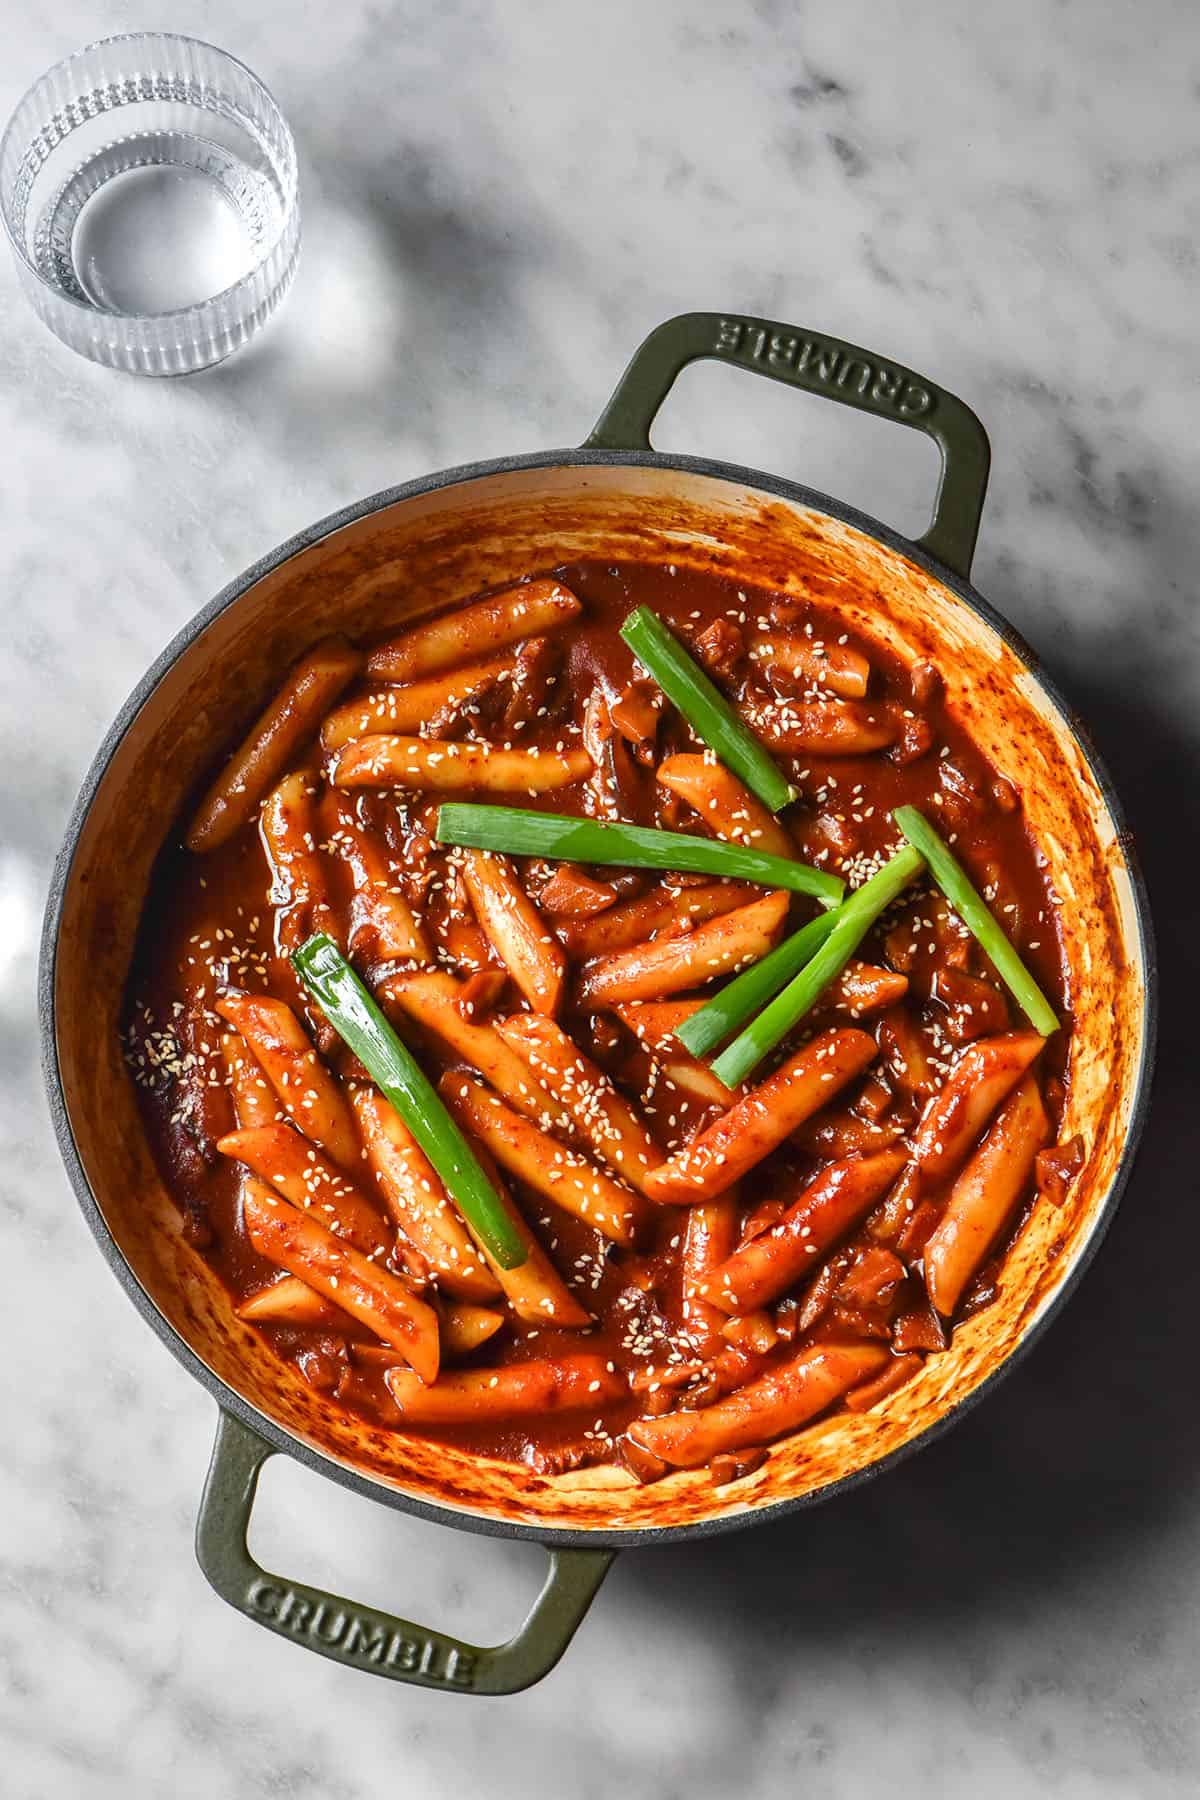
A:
0 33 300 374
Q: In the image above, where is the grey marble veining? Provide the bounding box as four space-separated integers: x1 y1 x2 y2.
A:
2 2 1198 1795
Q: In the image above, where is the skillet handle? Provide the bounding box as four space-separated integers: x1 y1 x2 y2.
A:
195 1409 614 1695
584 311 990 581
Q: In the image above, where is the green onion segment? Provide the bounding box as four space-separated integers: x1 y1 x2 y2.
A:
674 909 841 1060
292 933 527 1269
892 805 1058 1036
435 805 844 908
620 605 797 812
710 843 926 1087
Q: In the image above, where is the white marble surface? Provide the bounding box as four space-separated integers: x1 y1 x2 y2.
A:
3 2 1198 1794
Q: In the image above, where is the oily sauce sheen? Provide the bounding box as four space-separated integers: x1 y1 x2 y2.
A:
125 560 1073 1480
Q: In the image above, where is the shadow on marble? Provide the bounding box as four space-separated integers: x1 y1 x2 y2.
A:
198 120 564 442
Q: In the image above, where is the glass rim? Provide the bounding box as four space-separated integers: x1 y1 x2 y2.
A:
0 30 300 326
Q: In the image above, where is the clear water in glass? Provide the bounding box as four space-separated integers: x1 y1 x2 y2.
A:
1 35 300 372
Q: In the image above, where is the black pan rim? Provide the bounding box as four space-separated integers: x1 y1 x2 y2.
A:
39 446 1159 1551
